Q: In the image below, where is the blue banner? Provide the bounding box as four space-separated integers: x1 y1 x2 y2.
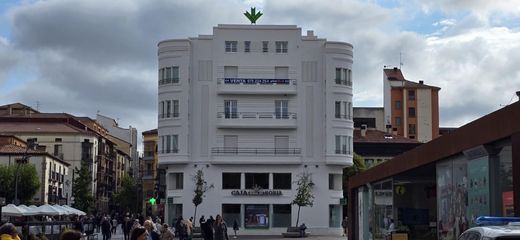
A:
224 78 290 85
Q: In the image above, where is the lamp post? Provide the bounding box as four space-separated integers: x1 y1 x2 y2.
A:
13 139 36 205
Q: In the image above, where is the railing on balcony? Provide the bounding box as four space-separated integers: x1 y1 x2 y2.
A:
160 149 179 154
159 78 179 85
218 78 296 86
335 79 353 87
211 147 301 155
216 112 297 120
159 112 180 119
334 114 353 120
143 151 155 158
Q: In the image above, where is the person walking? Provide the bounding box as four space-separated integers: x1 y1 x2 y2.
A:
341 216 348 237
232 220 239 239
202 219 213 240
159 224 175 240
144 220 160 240
213 215 228 240
101 216 112 240
111 217 118 234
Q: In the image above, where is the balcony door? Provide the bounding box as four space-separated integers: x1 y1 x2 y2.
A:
275 100 288 119
275 136 289 154
224 100 238 119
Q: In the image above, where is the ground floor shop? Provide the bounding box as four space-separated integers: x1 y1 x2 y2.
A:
348 102 520 240
163 164 345 235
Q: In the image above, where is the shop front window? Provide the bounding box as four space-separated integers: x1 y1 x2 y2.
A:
245 173 269 189
329 204 341 227
497 144 513 216
273 205 291 227
245 204 269 228
223 204 241 227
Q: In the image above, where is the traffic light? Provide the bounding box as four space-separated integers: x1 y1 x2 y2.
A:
148 197 156 205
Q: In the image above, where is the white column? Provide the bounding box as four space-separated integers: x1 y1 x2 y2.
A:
269 173 274 189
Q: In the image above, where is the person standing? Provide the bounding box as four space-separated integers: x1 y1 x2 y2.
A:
111 217 118 234
341 216 348 237
159 224 175 240
144 220 160 240
232 220 239 239
213 215 228 240
101 216 112 240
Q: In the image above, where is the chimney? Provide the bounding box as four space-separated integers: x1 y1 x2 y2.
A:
361 124 367 137
419 80 424 84
393 67 398 71
516 91 520 101
307 30 314 37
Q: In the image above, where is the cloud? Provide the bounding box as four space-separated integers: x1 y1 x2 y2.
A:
0 37 19 84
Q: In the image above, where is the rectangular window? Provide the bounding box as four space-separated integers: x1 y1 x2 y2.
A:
329 174 342 190
275 100 289 119
409 107 416 117
245 204 269 228
347 69 352 86
342 101 349 119
273 173 291 189
335 136 350 154
160 101 165 118
329 205 341 227
245 173 269 189
335 101 341 118
165 67 172 83
54 144 63 159
408 90 415 100
222 173 241 189
273 205 291 227
262 41 269 53
166 135 171 153
166 100 171 118
146 163 152 176
408 124 416 135
275 41 288 53
395 100 401 110
335 136 341 154
395 117 401 126
244 41 251 52
172 135 178 153
172 67 179 83
224 100 238 119
161 136 165 154
347 102 352 119
225 41 237 52
335 68 352 86
173 100 179 118
168 173 183 190
222 204 241 228
335 68 342 84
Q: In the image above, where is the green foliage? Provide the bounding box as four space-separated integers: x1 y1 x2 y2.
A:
72 161 94 213
244 7 263 24
344 153 366 178
292 172 315 226
192 169 214 227
0 164 40 204
114 174 139 213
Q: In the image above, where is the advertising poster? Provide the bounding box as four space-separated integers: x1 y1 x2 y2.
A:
245 205 269 228
467 157 490 225
502 191 514 216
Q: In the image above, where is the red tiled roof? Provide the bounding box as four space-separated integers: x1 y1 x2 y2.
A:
384 68 405 80
354 129 421 143
384 68 440 90
0 144 46 154
0 122 91 134
142 129 158 135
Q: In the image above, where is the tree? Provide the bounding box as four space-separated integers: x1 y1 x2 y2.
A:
292 172 315 227
0 164 40 204
244 7 263 24
114 174 139 214
344 153 366 179
192 169 214 227
72 161 94 213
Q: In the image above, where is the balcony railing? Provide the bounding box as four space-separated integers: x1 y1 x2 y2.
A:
159 113 180 119
211 147 301 155
335 79 353 87
217 112 297 120
334 114 353 120
160 149 179 154
159 78 179 85
218 78 295 85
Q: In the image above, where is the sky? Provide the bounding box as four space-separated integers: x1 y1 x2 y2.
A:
1 0 520 147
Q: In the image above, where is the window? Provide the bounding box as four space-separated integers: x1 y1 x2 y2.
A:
162 135 178 153
408 90 415 100
146 163 152 176
275 41 288 53
222 173 241 189
222 204 241 228
335 101 341 118
225 41 237 52
329 205 341 227
408 107 416 117
168 173 183 190
335 68 342 84
273 173 291 189
335 101 351 119
395 117 401 126
54 144 63 159
224 100 238 119
335 68 352 86
335 136 352 155
245 204 269 228
395 100 401 110
173 100 179 118
329 174 342 190
273 205 291 227
262 41 269 52
159 66 179 85
245 173 269 189
275 100 289 119
244 41 251 52
172 135 178 153
166 100 171 118
160 101 165 118
408 124 416 135
345 101 351 119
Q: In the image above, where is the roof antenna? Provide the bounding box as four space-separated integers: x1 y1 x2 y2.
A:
36 101 40 111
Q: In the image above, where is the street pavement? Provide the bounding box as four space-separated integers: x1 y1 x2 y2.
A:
107 225 347 240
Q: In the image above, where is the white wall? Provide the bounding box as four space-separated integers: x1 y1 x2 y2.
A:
417 89 433 143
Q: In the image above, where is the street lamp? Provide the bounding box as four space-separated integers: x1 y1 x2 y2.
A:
13 139 37 205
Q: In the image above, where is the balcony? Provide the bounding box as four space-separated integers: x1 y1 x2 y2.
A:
216 78 297 95
216 112 297 129
142 151 155 161
211 147 302 164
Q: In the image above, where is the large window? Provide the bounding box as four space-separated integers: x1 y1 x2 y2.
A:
245 173 269 189
329 174 342 190
408 90 415 100
222 173 241 189
244 41 251 52
273 173 291 189
335 136 352 155
223 204 241 228
245 205 269 228
408 124 416 135
275 41 288 53
335 101 351 119
224 100 238 119
159 66 179 85
275 100 288 119
273 205 291 227
161 135 178 153
335 68 352 86
225 41 237 52
262 41 269 52
408 107 416 117
395 117 402 126
329 205 341 227
168 173 183 190
54 144 63 159
173 100 179 118
395 100 401 110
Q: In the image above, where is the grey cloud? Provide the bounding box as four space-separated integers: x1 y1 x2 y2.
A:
0 39 19 84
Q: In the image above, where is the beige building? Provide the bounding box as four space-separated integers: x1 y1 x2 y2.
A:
0 135 70 204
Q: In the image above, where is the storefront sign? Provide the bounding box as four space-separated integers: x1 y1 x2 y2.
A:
224 78 290 85
231 190 282 196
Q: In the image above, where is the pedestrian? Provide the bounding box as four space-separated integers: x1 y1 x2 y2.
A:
199 216 205 226
213 215 228 240
299 223 307 237
73 216 84 233
101 216 112 240
232 220 239 239
130 227 148 240
202 220 213 240
174 217 183 237
95 214 101 233
159 224 174 240
0 223 21 240
199 216 206 238
144 220 160 240
181 218 193 240
123 216 131 240
111 217 118 234
59 230 82 240
341 216 348 237
155 218 162 233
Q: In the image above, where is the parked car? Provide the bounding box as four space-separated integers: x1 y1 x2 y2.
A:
458 217 520 240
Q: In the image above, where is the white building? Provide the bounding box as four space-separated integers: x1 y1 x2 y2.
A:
158 24 353 235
